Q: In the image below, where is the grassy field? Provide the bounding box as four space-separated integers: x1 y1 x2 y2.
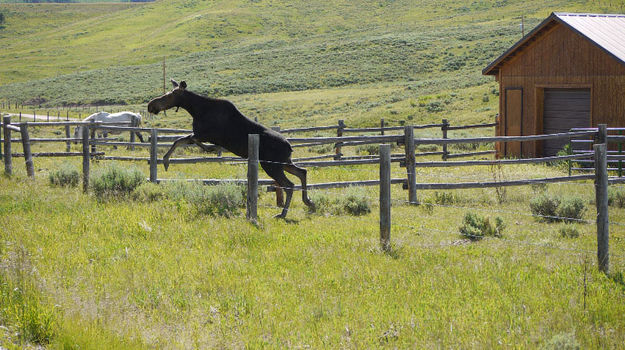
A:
1 0 625 348
0 124 624 348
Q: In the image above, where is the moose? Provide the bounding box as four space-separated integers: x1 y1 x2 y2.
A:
147 79 314 218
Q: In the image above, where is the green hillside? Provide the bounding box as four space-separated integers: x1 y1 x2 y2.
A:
1 0 621 121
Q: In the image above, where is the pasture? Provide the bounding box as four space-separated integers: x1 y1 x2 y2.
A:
1 0 625 348
1 116 625 348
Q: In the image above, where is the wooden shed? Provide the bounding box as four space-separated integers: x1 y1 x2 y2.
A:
483 12 625 157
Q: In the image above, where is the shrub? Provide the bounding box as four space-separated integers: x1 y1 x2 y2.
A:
557 197 586 223
90 163 144 199
530 194 585 223
356 144 379 155
559 224 581 238
189 183 245 217
459 212 504 241
529 194 560 222
131 182 166 202
307 188 371 216
608 188 625 208
434 191 457 205
342 191 371 216
48 163 80 188
541 332 580 350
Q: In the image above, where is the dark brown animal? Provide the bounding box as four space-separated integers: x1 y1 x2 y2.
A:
147 79 314 218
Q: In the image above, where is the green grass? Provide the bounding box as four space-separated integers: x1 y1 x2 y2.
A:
0 138 625 347
2 0 625 347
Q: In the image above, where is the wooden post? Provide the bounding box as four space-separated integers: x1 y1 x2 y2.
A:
129 115 136 151
65 125 71 152
442 119 450 161
380 118 385 135
594 142 609 274
380 144 391 252
20 124 34 178
335 119 345 160
82 125 90 193
18 112 21 123
596 124 607 144
3 116 12 175
404 126 417 204
47 111 49 122
90 120 96 154
247 134 259 223
150 129 158 183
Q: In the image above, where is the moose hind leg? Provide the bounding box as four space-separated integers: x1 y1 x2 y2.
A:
284 163 314 208
262 162 294 218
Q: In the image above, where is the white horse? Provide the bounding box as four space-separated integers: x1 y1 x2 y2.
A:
74 111 144 143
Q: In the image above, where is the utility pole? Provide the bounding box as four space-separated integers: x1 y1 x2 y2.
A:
162 57 166 94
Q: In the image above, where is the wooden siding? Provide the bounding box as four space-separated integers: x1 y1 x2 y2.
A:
497 22 625 157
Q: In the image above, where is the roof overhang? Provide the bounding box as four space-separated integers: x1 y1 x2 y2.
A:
483 12 625 76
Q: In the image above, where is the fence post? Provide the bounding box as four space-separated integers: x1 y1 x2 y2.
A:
247 134 259 223
380 118 385 135
20 124 34 178
594 142 609 274
65 125 71 152
90 120 96 154
150 129 158 183
596 124 607 144
335 119 345 160
129 115 137 151
3 116 12 175
404 126 417 204
442 119 449 161
82 125 90 193
380 144 391 252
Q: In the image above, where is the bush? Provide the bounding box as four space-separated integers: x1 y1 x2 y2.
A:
541 332 580 350
131 182 166 202
192 183 245 217
434 191 458 205
529 194 560 222
557 197 586 223
356 144 379 155
608 188 625 208
307 188 371 216
559 224 581 238
90 163 144 199
48 163 80 188
342 191 372 216
459 212 504 241
530 194 586 223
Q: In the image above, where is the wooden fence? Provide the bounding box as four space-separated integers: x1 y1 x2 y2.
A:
0 115 617 273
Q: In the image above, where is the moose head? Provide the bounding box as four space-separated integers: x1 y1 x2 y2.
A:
147 79 187 115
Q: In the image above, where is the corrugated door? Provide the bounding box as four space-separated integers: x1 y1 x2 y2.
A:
543 88 591 156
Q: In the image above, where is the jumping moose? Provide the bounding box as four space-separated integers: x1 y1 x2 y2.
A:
147 79 314 218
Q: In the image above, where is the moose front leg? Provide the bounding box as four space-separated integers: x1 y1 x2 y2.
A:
163 134 195 171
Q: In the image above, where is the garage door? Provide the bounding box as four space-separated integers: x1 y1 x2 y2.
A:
543 88 591 156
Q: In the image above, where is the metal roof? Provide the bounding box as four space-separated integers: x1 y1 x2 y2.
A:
483 12 625 75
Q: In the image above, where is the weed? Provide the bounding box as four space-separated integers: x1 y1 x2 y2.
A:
48 162 80 188
459 212 504 240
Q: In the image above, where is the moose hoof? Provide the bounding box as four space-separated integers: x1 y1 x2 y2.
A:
274 212 287 219
163 161 170 172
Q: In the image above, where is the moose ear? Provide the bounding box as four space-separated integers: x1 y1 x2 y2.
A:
180 81 187 90
170 79 179 88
